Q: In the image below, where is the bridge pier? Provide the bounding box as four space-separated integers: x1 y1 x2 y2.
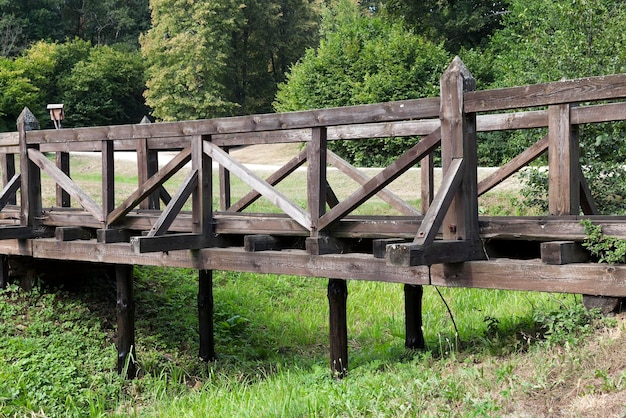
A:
328 278 348 378
198 269 215 361
404 284 425 349
0 255 7 289
116 264 137 378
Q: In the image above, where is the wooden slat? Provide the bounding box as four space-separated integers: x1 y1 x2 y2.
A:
477 135 548 196
147 170 198 237
55 151 70 207
26 97 441 144
228 147 308 212
102 140 115 216
107 147 191 225
203 140 312 231
541 241 590 265
466 73 626 113
421 153 434 214
0 173 20 211
0 226 38 240
413 158 464 246
327 150 420 216
28 148 104 223
318 128 441 231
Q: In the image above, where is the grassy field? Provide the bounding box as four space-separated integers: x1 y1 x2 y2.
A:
1 149 625 416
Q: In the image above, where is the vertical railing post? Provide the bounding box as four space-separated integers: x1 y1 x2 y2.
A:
116 264 137 378
193 135 213 237
440 57 479 243
56 151 70 207
548 104 579 215
420 153 434 214
219 147 231 211
137 116 160 210
102 140 115 220
198 269 215 361
307 127 328 237
0 153 15 205
18 108 41 227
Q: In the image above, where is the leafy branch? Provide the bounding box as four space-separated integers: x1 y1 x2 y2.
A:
581 219 626 264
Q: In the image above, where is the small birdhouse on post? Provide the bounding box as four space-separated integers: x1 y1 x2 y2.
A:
47 104 64 129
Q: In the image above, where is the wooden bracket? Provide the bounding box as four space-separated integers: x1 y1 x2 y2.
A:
386 240 482 267
541 241 590 265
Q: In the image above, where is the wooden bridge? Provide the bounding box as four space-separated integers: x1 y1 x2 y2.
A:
1 57 626 377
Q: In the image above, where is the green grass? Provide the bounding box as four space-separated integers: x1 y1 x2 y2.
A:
1 267 620 417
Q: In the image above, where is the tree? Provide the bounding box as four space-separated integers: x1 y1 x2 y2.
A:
383 0 509 53
0 57 40 131
274 0 450 166
59 46 147 126
141 0 321 121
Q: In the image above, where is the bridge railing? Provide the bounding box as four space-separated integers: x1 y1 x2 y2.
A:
1 57 626 264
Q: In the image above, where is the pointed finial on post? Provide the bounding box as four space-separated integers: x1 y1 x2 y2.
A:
17 107 39 132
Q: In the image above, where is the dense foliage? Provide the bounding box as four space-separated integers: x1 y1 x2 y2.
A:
141 0 321 121
274 0 449 165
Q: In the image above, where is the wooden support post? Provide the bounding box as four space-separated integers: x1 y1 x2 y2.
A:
308 128 328 235
440 57 479 243
548 104 579 215
194 136 213 237
198 269 215 361
18 108 41 227
328 278 348 378
56 151 70 207
404 284 425 350
116 264 137 378
0 254 7 289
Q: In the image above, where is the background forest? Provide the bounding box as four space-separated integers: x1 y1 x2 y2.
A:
1 0 625 210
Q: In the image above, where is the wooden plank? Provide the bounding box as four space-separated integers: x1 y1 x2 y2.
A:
414 158 464 246
28 148 105 223
0 226 38 240
327 150 420 216
571 101 626 125
541 241 590 265
147 169 198 237
26 97 441 144
107 147 191 225
244 235 282 252
203 140 312 231
137 117 160 210
466 73 626 113
56 152 70 207
318 128 441 231
477 135 548 196
477 110 548 131
55 227 93 241
548 104 579 215
328 278 348 378
228 147 307 212
0 173 20 211
130 233 208 253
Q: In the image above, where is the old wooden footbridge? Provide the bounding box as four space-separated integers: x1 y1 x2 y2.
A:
1 57 626 377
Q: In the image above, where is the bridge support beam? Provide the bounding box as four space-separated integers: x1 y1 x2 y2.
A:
198 269 215 361
0 254 7 289
116 264 137 378
328 278 348 378
404 284 425 350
